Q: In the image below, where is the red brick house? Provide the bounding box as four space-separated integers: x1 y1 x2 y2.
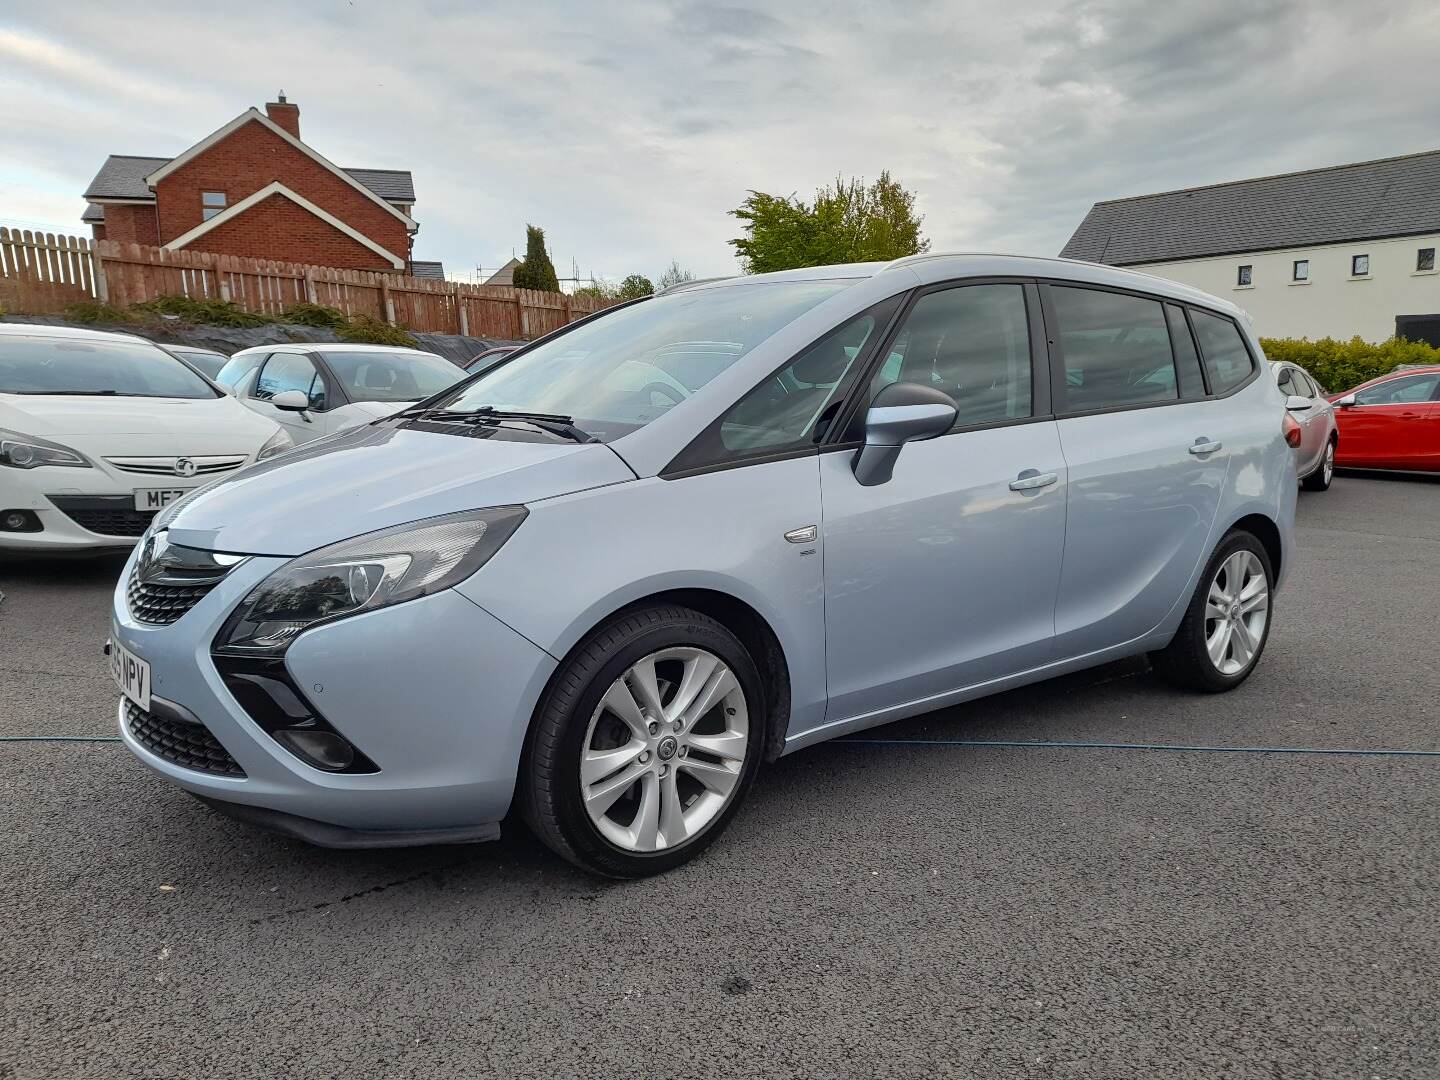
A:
82 96 436 274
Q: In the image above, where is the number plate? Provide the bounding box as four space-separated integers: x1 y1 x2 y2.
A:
109 638 151 711
134 488 189 512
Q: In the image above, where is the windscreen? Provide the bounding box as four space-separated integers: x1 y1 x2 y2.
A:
0 336 220 398
435 280 853 440
318 351 463 403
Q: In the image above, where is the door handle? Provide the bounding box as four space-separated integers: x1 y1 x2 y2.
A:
1189 439 1222 455
1009 470 1059 492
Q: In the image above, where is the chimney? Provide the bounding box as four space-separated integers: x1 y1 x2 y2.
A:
265 92 300 140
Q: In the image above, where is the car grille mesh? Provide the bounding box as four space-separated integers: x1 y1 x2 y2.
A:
127 574 222 625
123 698 245 777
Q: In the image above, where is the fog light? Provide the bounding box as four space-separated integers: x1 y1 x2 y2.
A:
1 510 40 532
273 728 356 772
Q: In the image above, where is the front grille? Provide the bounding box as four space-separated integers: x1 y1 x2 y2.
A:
105 456 247 476
124 698 245 777
127 573 221 624
61 506 154 537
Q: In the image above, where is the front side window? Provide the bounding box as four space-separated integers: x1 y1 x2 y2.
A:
1190 309 1256 394
0 336 220 399
215 353 265 389
870 284 1033 428
1351 254 1369 276
317 350 460 403
254 352 326 409
441 280 853 442
1293 259 1310 282
201 191 227 221
1419 248 1436 272
1276 367 1294 395
1051 286 1176 412
1354 373 1440 406
1237 265 1252 286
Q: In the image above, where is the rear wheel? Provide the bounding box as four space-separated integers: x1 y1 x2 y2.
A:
1302 438 1336 491
1150 530 1273 692
520 605 764 878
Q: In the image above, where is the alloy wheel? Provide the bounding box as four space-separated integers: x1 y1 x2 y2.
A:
1323 442 1335 485
1204 550 1269 675
579 646 749 852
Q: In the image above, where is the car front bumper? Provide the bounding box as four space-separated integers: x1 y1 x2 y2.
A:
111 548 558 844
1 464 210 552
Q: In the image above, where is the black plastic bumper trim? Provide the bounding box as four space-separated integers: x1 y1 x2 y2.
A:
193 795 501 849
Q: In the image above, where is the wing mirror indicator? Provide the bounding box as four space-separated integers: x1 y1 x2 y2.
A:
852 383 958 487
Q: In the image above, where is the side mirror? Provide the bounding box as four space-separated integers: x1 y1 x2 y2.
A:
853 383 957 487
1285 394 1314 412
271 390 312 415
1334 394 1357 408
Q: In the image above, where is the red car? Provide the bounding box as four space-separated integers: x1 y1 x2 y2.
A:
1329 365 1440 472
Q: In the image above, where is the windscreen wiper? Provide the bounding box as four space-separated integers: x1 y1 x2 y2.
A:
398 405 599 444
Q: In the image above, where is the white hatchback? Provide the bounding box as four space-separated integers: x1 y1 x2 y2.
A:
0 324 292 552
217 343 465 445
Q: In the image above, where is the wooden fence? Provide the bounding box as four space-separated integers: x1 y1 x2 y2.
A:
0 227 613 339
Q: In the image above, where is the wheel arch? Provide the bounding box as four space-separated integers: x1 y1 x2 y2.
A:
1228 512 1283 582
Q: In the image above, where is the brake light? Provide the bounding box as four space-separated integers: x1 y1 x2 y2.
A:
1282 413 1302 448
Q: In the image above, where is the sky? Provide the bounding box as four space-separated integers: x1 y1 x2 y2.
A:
2 0 1438 284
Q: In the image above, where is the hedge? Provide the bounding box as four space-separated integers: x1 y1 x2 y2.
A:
1258 336 1440 393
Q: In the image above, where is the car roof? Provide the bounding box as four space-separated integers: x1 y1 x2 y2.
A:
0 323 151 344
674 252 1250 319
166 344 226 356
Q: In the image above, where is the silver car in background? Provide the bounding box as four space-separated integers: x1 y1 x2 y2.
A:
110 255 1297 877
1271 360 1339 490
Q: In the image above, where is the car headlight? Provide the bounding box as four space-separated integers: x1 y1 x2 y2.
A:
0 428 91 469
256 427 295 461
215 506 528 655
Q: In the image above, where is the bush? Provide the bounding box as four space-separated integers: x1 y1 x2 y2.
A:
1258 335 1440 393
63 301 136 324
511 224 560 293
282 302 348 329
131 295 275 327
336 314 417 347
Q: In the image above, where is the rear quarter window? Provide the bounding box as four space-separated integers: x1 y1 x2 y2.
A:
1190 310 1255 394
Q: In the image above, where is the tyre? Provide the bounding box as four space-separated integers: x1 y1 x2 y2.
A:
520 604 765 878
1301 438 1336 491
1149 530 1274 692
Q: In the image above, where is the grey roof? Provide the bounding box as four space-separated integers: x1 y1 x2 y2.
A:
484 257 522 286
82 155 416 204
1060 149 1440 266
408 260 445 279
82 203 105 224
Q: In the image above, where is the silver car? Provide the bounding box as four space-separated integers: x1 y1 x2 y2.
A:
110 255 1297 877
1270 360 1338 490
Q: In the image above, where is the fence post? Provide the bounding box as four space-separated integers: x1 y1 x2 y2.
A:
454 282 469 336
517 291 530 340
304 268 318 304
93 241 110 304
380 276 395 324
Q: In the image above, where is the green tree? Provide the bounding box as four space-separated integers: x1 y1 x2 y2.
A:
656 260 694 291
729 171 929 273
511 224 560 292
617 274 654 300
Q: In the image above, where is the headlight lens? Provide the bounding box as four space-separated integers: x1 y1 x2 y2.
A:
0 428 90 470
256 427 295 461
216 506 527 655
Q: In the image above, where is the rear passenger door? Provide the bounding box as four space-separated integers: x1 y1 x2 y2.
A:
1043 284 1233 657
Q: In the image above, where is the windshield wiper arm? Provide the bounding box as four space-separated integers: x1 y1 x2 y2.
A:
397 405 599 444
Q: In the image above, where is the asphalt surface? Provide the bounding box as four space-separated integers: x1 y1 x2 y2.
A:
2 473 1438 1079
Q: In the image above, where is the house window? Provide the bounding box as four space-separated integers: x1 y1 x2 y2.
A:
1292 259 1309 282
1236 264 1253 286
201 191 227 221
1419 248 1436 272
1351 254 1369 276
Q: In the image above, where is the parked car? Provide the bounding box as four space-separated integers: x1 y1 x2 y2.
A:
0 324 292 551
465 345 519 372
110 255 1296 877
1328 366 1440 473
160 344 230 382
222 344 465 445
1270 360 1338 490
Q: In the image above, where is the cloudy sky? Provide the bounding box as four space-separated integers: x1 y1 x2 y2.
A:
2 0 1437 283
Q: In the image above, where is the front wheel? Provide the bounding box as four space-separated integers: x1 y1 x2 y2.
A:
1149 530 1274 692
1302 438 1335 491
520 605 764 878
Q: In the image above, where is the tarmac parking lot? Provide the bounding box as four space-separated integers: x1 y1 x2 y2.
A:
3 473 1438 1079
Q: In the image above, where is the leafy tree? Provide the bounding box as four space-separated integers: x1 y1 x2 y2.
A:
511 224 560 292
617 274 654 300
656 260 694 291
729 171 929 273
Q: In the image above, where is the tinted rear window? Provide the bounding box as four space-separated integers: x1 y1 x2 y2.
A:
1051 287 1177 412
1191 310 1255 394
